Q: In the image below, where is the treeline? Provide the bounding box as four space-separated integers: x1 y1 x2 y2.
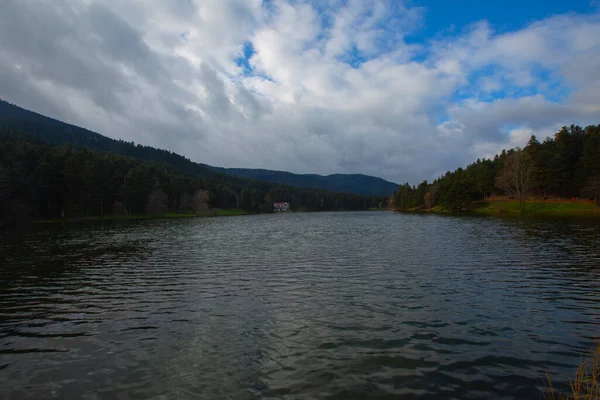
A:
0 129 383 225
391 125 600 211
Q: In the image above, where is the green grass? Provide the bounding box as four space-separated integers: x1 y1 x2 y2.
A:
430 205 450 214
393 201 600 217
471 200 600 216
35 209 251 224
162 213 199 218
393 205 451 214
211 209 251 216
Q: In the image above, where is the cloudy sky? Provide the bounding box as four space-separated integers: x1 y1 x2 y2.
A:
1 0 599 184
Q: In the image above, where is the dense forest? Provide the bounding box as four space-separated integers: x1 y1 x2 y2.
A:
391 125 600 212
0 129 384 226
0 100 398 197
211 168 399 197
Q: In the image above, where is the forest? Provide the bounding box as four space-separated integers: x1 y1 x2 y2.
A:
0 100 397 197
0 129 384 226
390 125 600 212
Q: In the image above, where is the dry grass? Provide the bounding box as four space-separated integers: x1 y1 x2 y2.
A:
544 343 600 399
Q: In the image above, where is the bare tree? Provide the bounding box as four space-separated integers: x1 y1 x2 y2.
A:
496 148 533 212
192 190 210 215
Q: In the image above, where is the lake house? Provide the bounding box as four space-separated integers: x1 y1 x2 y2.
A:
273 202 290 212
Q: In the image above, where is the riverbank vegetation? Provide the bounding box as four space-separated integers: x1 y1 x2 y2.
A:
34 209 251 224
390 125 600 214
544 342 600 399
0 128 384 227
472 199 599 216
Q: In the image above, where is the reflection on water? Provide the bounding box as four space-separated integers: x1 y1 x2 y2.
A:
1 212 600 399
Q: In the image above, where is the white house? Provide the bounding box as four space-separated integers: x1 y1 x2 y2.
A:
273 202 290 212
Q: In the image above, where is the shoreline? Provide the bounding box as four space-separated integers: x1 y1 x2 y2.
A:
34 209 252 225
25 201 600 225
394 200 600 217
33 208 389 225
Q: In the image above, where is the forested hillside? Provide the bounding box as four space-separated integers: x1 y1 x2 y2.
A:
0 129 383 226
211 168 399 196
0 100 398 196
391 125 600 212
0 100 220 178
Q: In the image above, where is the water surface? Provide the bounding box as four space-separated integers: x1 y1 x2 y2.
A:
1 212 600 399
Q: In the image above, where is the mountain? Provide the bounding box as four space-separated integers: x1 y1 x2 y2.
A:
0 100 218 179
0 100 398 196
211 168 399 196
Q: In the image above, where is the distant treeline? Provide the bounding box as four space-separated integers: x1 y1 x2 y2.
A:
0 129 384 225
391 125 600 211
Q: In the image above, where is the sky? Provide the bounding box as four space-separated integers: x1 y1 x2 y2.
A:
1 0 599 184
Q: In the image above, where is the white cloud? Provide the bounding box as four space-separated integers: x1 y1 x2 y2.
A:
0 0 599 184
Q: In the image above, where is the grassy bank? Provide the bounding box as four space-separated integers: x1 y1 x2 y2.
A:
35 209 252 224
471 200 600 216
211 209 252 216
393 200 600 217
394 205 452 214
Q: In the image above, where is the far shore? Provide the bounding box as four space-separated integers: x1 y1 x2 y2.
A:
395 199 600 217
32 208 392 225
24 201 600 226
34 209 252 224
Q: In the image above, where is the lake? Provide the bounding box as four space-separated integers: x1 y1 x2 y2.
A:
1 212 600 399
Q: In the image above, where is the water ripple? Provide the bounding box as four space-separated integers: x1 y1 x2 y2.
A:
1 212 599 399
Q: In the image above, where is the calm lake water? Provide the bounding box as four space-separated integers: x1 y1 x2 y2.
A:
1 212 600 399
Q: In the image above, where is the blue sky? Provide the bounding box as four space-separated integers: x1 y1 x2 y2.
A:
417 0 596 36
1 0 600 183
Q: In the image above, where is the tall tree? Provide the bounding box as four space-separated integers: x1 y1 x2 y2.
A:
496 148 533 212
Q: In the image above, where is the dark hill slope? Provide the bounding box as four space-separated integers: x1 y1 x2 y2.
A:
0 100 216 178
0 100 398 196
211 168 398 196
